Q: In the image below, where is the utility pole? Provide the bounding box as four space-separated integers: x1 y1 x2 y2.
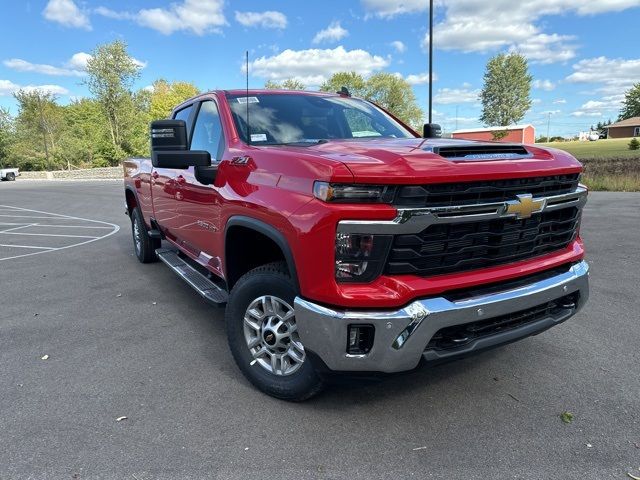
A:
428 0 434 124
546 112 551 141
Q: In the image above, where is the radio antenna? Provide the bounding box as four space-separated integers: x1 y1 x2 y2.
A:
245 50 250 145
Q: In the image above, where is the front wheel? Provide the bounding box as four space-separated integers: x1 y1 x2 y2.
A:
5 172 15 181
225 262 324 401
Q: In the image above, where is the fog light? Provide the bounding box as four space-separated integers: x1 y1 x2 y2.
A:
347 324 375 355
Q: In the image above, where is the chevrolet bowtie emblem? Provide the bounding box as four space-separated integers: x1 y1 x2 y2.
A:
504 194 546 219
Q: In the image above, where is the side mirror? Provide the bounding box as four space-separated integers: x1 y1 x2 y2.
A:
423 123 442 138
151 119 188 151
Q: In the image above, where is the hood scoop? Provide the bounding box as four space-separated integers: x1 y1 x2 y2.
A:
428 144 531 161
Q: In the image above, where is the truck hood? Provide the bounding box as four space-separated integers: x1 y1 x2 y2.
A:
298 138 582 184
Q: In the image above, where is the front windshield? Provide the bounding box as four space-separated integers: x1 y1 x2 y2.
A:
226 93 416 145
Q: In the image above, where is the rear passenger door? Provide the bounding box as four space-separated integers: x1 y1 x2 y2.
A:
173 99 226 275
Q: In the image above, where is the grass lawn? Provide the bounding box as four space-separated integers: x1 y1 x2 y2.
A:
537 137 640 160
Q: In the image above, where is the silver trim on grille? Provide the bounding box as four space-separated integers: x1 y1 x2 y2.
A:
337 186 587 235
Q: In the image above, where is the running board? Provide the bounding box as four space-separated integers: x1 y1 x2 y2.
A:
156 248 228 305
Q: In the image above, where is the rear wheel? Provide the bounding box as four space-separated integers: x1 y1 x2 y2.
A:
225 262 324 401
131 207 159 263
5 172 15 181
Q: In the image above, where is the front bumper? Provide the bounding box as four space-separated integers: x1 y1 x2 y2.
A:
295 261 589 373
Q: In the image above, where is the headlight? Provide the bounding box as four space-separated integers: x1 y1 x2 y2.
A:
314 182 396 203
335 232 392 283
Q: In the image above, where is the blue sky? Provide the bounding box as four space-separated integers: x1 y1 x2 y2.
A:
1 0 639 137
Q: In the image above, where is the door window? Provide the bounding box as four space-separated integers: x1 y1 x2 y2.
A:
190 101 224 162
173 105 194 141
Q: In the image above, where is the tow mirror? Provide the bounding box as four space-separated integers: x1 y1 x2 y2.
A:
423 123 442 139
150 119 218 185
151 119 188 151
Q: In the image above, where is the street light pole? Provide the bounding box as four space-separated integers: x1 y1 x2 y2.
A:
546 112 551 141
428 0 434 124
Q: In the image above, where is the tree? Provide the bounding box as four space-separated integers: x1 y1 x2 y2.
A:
264 79 306 90
619 83 640 120
480 53 532 127
0 108 14 167
84 40 142 158
364 73 424 128
148 79 200 120
12 90 65 170
320 72 367 97
629 138 640 150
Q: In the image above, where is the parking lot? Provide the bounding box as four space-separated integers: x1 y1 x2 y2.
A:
0 180 638 479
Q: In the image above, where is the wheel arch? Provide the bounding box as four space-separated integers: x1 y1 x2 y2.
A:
224 216 299 292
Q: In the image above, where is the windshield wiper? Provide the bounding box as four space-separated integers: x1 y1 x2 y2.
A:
271 139 330 147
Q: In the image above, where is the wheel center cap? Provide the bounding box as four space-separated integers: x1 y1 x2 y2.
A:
263 329 277 346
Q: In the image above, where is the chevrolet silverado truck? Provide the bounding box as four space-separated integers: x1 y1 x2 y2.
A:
0 167 19 181
123 89 589 401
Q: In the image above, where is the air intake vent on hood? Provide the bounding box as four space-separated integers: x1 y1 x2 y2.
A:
434 144 530 159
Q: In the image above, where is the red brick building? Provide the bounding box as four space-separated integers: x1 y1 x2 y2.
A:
452 125 536 144
606 117 640 139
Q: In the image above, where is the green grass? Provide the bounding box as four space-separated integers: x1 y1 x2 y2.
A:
538 137 640 160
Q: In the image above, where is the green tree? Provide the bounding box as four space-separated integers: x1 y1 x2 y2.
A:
364 73 423 128
619 83 640 120
264 79 306 90
320 72 367 97
480 53 532 127
84 40 142 160
148 79 200 120
11 90 65 170
629 138 640 150
0 107 14 167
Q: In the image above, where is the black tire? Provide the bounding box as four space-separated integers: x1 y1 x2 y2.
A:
131 207 159 263
5 172 15 181
226 262 324 401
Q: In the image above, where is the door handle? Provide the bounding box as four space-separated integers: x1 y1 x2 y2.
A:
176 175 186 185
151 171 159 179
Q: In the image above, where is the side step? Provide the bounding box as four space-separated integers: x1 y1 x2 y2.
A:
156 248 228 305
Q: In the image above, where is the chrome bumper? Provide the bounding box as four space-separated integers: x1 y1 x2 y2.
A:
294 261 589 373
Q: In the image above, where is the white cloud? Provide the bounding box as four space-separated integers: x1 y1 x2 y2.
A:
248 46 389 85
566 56 640 95
3 52 146 77
43 0 91 30
3 58 83 77
312 21 348 44
0 79 69 96
100 0 227 35
390 41 406 53
553 98 567 104
533 79 556 91
416 0 639 64
570 95 624 117
235 11 287 29
361 0 428 18
94 6 134 20
434 86 480 105
532 98 542 104
402 72 437 85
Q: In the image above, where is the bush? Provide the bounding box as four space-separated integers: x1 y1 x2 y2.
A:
629 138 640 150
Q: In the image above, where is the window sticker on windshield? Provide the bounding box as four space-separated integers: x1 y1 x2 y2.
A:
251 133 268 142
237 97 259 104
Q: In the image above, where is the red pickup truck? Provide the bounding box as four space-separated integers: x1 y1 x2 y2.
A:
124 89 589 400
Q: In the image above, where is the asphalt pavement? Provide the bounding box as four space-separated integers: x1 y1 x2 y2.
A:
0 180 638 479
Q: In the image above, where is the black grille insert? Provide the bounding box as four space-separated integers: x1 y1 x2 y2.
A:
425 293 579 351
394 174 580 208
386 207 580 277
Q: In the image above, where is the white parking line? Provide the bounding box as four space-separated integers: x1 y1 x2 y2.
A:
0 204 120 262
0 244 55 250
